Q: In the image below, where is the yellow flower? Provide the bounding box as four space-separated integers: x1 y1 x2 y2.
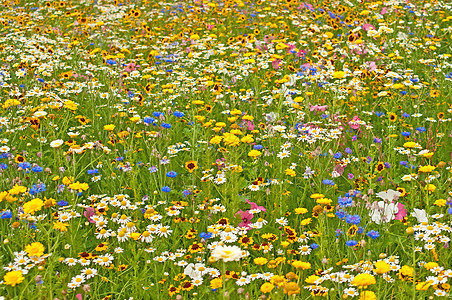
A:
103 124 115 131
223 133 240 146
415 282 431 291
53 221 69 232
3 271 24 286
292 260 311 270
253 257 268 266
294 207 308 214
399 265 414 281
270 275 286 287
305 275 319 284
248 150 262 159
25 242 45 257
209 135 222 144
423 262 438 270
332 71 346 79
8 184 27 195
434 199 447 207
373 260 391 275
310 193 325 199
285 168 296 177
260 282 274 293
316 197 332 206
283 282 300 296
300 218 312 226
418 165 435 173
23 198 44 215
424 184 436 193
240 135 254 143
68 181 89 192
62 176 74 185
351 273 376 288
359 290 377 300
210 277 223 289
403 141 420 148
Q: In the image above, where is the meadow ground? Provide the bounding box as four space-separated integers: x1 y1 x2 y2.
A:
0 0 451 299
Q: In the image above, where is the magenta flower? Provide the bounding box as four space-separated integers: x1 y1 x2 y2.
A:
84 207 96 224
245 199 266 212
235 209 254 229
394 203 407 220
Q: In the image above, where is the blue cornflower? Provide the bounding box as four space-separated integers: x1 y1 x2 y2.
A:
367 230 380 239
166 171 177 178
253 144 263 150
161 186 171 192
87 169 98 175
161 123 172 129
333 152 342 159
335 210 346 220
143 117 156 124
345 214 361 225
322 179 335 185
0 210 12 219
153 112 163 117
346 240 358 247
310 243 319 249
338 196 353 207
18 162 31 169
148 166 158 173
200 232 212 239
32 166 43 173
173 111 184 117
416 127 426 132
401 131 411 137
57 200 68 206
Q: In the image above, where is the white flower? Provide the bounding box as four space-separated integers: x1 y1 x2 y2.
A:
33 111 47 118
411 208 428 223
369 201 398 224
50 139 64 148
376 189 401 201
211 245 243 262
81 268 97 279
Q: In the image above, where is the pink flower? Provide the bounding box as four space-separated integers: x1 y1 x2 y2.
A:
272 59 282 70
245 199 266 212
84 207 96 224
348 116 361 130
394 203 407 220
362 24 375 31
310 105 327 113
235 209 254 229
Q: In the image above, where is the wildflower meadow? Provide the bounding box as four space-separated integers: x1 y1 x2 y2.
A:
0 0 451 299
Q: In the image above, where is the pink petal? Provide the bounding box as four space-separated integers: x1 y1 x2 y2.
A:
362 24 375 31
394 203 407 220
